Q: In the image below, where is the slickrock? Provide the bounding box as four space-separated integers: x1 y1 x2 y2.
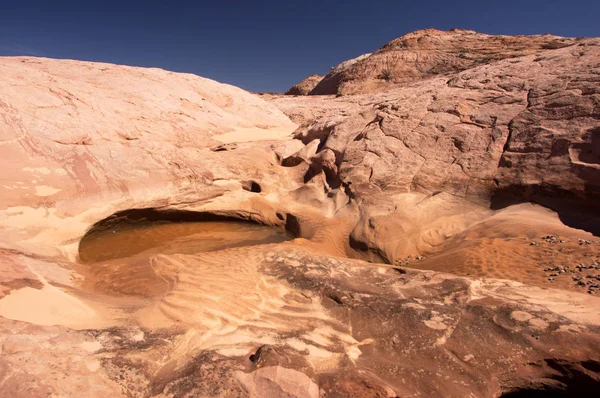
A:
295 29 580 95
308 53 371 95
271 34 600 262
285 74 324 96
0 29 599 397
0 56 297 259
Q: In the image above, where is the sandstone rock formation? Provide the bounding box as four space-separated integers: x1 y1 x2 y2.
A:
292 29 580 96
0 28 599 397
0 56 297 260
285 74 323 95
271 34 600 262
308 53 371 95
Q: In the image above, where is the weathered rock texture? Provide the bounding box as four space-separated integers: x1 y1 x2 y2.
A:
0 28 599 397
0 57 297 259
293 29 581 96
271 33 600 261
308 53 371 95
285 74 323 95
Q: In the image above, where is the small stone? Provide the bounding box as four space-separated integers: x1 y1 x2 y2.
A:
249 344 285 367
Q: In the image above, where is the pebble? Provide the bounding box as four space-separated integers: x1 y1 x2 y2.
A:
536 235 599 291
542 235 560 244
395 255 425 266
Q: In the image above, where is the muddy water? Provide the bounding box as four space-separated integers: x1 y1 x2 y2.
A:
79 221 291 263
75 220 363 366
77 221 291 297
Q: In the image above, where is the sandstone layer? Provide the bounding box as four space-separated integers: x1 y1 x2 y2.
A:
285 74 324 96
270 34 600 263
307 53 371 96
0 28 599 397
292 29 583 96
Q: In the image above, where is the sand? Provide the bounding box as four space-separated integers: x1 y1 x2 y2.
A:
408 204 600 294
0 285 99 327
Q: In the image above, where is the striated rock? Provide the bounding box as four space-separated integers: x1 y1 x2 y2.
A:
285 74 324 95
0 29 600 397
308 29 580 95
0 56 297 260
272 250 600 397
309 53 372 95
270 35 600 261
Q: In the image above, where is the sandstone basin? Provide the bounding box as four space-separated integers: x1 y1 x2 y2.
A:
0 29 599 397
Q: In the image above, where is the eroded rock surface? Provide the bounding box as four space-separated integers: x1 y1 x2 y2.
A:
308 53 371 96
271 34 600 262
285 74 324 96
298 29 581 96
0 56 297 260
0 29 599 397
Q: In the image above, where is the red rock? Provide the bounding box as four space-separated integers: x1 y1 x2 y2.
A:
285 74 324 95
0 29 599 397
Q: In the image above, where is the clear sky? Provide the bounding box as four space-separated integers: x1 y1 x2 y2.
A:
1 0 598 93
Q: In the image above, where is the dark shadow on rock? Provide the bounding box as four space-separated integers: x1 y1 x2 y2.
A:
78 208 297 263
500 359 600 397
571 127 600 165
285 214 301 237
83 208 265 232
490 185 600 236
242 180 262 193
80 208 298 243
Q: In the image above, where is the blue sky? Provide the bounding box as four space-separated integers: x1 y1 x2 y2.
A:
1 0 598 92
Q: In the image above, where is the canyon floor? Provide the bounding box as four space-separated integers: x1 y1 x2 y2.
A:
0 29 599 397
